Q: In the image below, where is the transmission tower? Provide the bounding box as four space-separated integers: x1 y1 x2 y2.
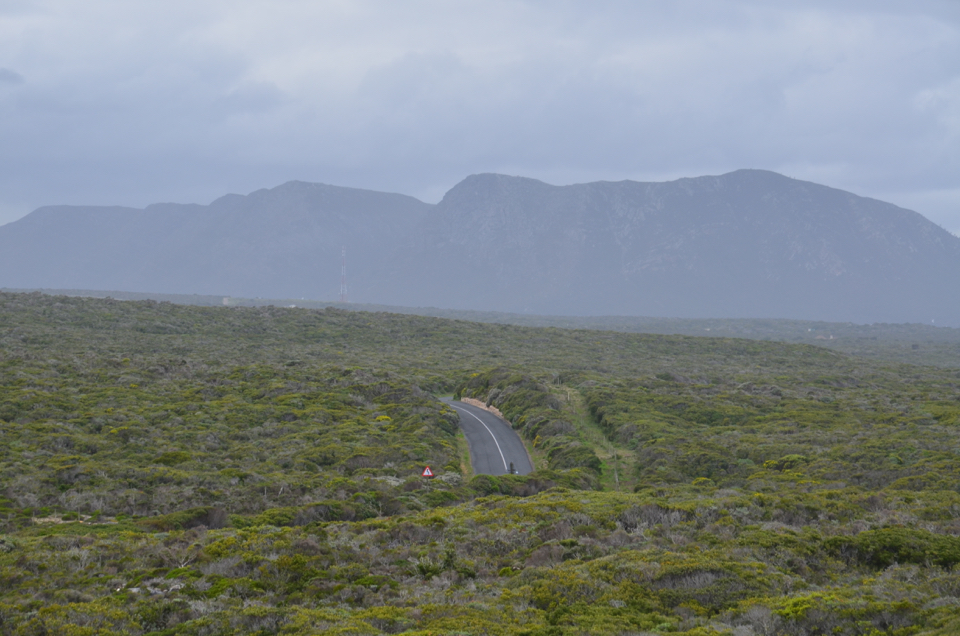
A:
339 246 347 303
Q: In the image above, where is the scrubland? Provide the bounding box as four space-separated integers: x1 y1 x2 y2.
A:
2 291 960 635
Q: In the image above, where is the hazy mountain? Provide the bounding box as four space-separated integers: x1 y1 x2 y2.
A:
372 170 960 324
0 181 431 300
1 170 957 324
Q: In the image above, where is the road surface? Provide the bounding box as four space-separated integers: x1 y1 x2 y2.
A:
442 398 534 476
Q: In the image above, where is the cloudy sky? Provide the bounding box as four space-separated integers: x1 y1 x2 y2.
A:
1 0 959 234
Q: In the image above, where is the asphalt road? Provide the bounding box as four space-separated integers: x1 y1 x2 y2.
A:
442 399 534 476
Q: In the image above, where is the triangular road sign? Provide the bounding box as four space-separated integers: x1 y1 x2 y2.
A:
421 466 434 478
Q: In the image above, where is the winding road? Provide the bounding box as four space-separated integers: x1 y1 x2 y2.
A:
442 398 533 476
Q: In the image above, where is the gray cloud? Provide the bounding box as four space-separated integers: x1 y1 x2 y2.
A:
0 68 23 84
0 0 959 235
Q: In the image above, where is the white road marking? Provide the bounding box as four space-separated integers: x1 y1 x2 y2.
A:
450 403 509 472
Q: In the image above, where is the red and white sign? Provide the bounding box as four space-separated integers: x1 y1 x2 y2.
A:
421 466 435 478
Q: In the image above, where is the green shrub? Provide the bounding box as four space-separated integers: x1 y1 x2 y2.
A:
826 527 960 569
137 506 228 531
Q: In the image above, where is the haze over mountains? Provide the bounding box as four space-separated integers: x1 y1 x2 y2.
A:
2 169 958 326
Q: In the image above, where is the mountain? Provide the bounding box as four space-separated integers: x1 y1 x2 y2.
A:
371 170 960 324
1 170 958 324
0 181 431 300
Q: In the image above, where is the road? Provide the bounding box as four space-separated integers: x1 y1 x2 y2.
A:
442 398 534 476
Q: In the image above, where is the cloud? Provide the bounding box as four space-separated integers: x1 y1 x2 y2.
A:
915 76 960 137
0 0 958 234
0 68 23 84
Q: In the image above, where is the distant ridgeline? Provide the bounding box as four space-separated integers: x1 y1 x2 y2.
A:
1 169 958 325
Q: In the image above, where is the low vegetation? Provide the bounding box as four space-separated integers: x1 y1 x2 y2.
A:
10 288 960 368
2 291 960 634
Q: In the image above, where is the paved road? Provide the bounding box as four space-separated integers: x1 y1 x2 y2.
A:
442 399 533 476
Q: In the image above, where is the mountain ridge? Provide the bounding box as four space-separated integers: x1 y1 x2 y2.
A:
371 169 960 322
1 170 957 325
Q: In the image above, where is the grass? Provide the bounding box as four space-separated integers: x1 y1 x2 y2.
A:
559 384 635 492
455 429 474 479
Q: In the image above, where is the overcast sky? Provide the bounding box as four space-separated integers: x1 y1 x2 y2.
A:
1 1 959 234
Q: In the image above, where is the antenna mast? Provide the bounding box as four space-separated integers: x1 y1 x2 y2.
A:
339 246 347 303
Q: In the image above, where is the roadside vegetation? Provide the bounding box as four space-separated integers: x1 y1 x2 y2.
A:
2 291 960 634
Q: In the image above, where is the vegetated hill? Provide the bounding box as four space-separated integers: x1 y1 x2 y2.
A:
9 286 960 368
376 170 960 325
4 291 960 634
1 170 958 325
0 181 430 300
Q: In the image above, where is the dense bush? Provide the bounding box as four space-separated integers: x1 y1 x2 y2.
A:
3 291 960 634
826 527 960 569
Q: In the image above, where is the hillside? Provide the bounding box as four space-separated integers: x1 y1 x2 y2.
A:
0 182 430 300
375 170 960 324
8 287 960 368
3 291 960 634
1 170 958 325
